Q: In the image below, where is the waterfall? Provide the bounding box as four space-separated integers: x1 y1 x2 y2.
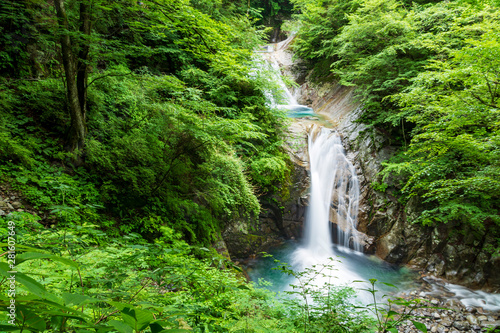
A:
289 125 365 295
249 41 500 312
256 43 314 117
289 124 366 299
269 58 298 106
304 125 361 253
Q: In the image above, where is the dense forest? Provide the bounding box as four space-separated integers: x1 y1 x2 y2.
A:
0 0 499 331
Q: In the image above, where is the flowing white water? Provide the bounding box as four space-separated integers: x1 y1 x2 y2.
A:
257 41 315 117
423 277 500 313
289 126 375 303
303 126 361 253
268 58 299 106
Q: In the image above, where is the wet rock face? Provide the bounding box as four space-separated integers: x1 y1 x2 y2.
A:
277 121 311 240
336 103 499 291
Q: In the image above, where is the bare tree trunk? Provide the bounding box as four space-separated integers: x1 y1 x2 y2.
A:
54 0 86 156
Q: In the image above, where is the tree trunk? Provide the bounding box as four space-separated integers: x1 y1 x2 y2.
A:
77 0 91 122
54 0 86 155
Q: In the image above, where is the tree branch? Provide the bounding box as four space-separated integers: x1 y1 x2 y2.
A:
94 309 120 325
483 73 495 106
147 0 217 55
471 92 498 109
87 72 134 88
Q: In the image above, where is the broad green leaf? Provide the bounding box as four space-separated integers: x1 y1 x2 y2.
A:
119 307 139 330
17 306 47 332
382 282 397 288
62 293 101 307
16 252 79 268
121 307 155 331
0 243 48 253
0 263 58 302
386 310 399 318
412 320 428 332
39 310 89 322
71 322 114 333
108 320 133 333
150 322 164 333
25 299 90 321
107 301 131 311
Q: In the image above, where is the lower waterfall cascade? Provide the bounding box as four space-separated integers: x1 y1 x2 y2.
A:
289 125 393 304
304 125 361 254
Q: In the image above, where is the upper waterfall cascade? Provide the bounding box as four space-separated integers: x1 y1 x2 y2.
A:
258 38 315 118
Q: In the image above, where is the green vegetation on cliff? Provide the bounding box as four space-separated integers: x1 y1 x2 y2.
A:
290 0 500 255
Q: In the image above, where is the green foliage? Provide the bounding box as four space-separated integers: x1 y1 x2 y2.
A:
0 126 35 168
0 85 35 166
8 229 427 332
290 0 361 65
358 279 431 333
0 1 35 77
371 181 388 193
0 0 293 245
82 70 275 242
388 23 500 237
250 152 290 193
0 213 442 333
270 256 373 332
292 0 500 127
251 0 294 34
0 222 295 332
